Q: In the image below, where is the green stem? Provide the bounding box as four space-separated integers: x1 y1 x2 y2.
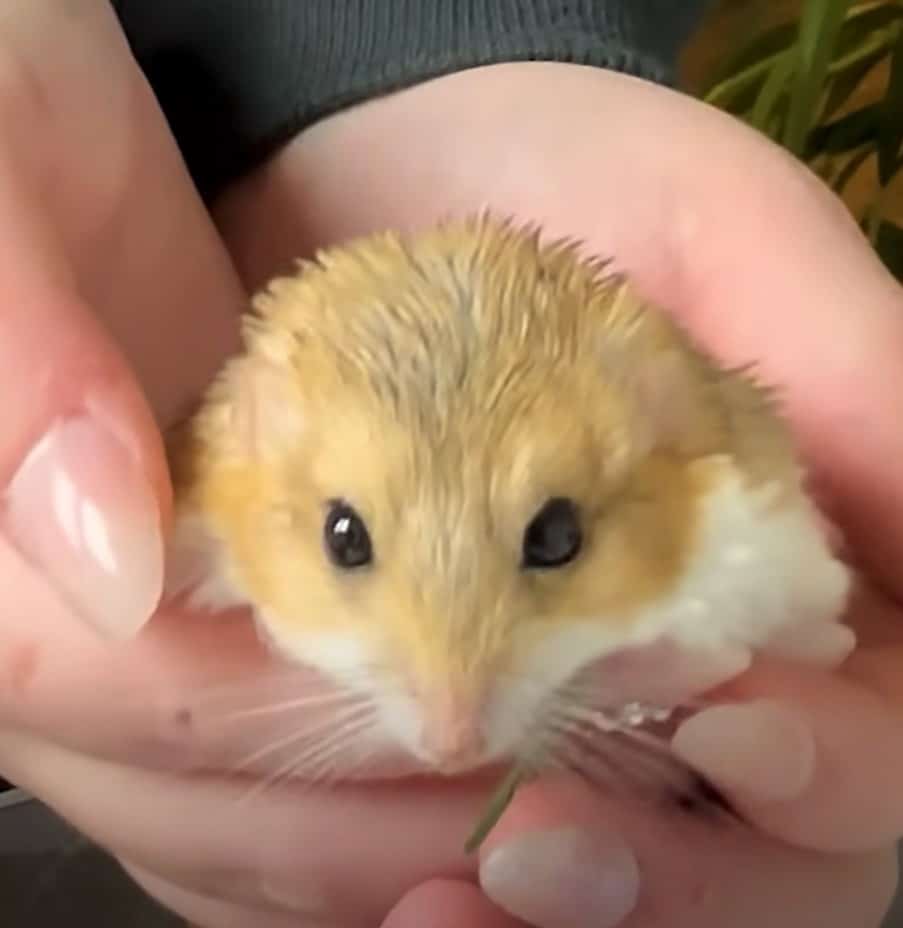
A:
751 53 796 130
829 21 896 73
705 50 789 108
785 0 855 156
464 764 529 853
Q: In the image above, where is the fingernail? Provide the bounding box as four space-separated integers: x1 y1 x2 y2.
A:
480 827 639 928
764 621 856 667
2 415 163 638
671 700 815 802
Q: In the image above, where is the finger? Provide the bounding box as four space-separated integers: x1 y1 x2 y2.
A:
671 649 903 852
381 880 525 928
0 728 487 926
0 159 169 643
121 860 324 928
0 598 308 771
4 728 896 928
666 157 903 604
478 776 898 928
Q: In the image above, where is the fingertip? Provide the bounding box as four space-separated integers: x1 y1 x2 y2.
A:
0 300 171 640
475 784 640 928
85 369 174 532
671 700 816 804
381 880 524 928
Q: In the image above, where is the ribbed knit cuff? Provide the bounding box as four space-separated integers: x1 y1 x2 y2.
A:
113 1 710 199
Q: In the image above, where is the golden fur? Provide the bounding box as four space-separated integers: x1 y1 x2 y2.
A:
168 215 799 699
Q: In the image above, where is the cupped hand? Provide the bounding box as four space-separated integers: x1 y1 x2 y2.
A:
2 44 902 928
214 61 903 925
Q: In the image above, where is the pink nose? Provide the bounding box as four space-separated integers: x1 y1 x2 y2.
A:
417 694 487 772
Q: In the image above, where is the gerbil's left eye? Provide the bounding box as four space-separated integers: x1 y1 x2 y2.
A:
324 500 373 569
522 497 582 569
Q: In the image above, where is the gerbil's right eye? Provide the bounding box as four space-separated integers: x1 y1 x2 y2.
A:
323 500 373 569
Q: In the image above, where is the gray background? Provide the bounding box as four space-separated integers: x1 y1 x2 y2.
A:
2 787 902 926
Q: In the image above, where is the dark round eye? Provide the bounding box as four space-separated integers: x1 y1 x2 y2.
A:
323 500 372 569
522 497 582 569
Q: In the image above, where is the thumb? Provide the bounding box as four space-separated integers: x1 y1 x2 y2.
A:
475 776 895 928
380 880 525 928
0 174 170 641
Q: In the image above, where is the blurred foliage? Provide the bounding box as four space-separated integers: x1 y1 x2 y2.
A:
700 0 903 281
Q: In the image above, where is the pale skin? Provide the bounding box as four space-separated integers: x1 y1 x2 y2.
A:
0 2 902 927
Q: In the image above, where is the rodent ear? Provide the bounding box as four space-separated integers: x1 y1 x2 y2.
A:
598 283 715 454
623 347 708 450
217 352 307 462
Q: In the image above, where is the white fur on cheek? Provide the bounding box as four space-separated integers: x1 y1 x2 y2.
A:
490 464 853 751
648 465 853 658
166 513 425 764
258 619 425 760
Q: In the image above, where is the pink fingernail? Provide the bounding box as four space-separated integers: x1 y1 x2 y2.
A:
2 415 163 639
671 701 816 802
480 827 639 928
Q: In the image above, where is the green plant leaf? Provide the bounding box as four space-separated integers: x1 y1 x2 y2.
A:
704 49 791 111
785 0 856 155
820 31 894 121
701 0 892 88
702 1 901 106
806 101 881 156
874 218 903 280
750 52 796 130
877 23 903 184
701 11 800 92
464 764 528 854
831 0 903 58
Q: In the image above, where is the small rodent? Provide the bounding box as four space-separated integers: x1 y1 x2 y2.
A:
165 215 852 777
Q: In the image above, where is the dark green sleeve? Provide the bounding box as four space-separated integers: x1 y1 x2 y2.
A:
111 1 711 200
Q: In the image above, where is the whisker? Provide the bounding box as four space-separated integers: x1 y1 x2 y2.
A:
183 663 380 714
229 701 374 776
526 678 736 816
237 709 379 804
218 689 366 724
547 716 684 794
544 710 666 783
301 716 379 785
541 707 736 821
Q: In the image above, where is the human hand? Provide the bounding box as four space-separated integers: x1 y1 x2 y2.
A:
0 0 249 904
0 0 245 620
2 54 901 928
213 62 903 926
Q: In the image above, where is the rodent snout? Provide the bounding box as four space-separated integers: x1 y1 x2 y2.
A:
411 686 490 774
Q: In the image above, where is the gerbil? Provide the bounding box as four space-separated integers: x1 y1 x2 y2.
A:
165 215 852 778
